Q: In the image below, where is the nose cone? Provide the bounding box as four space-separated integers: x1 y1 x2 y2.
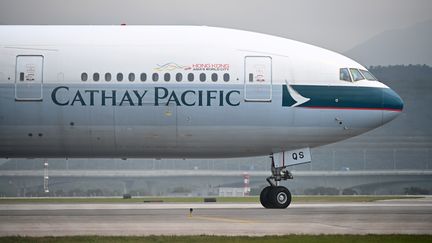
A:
382 88 404 124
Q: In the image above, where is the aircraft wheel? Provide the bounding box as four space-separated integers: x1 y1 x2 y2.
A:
269 186 291 209
260 186 273 208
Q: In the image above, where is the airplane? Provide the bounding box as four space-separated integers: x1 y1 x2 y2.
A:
0 25 403 208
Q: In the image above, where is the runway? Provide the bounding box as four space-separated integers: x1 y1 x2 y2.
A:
0 198 431 236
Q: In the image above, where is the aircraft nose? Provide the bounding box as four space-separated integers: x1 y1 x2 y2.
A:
382 88 404 124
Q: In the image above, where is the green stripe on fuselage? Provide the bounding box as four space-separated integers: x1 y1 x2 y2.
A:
282 85 392 110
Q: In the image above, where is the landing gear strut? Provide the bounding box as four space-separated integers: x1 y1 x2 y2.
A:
260 155 293 209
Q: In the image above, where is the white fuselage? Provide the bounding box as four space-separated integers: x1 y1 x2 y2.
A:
0 26 403 158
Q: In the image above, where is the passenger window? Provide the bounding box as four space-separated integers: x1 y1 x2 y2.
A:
248 73 253 82
223 73 230 82
188 73 194 82
164 73 170 82
339 68 351 82
93 73 100 82
140 73 147 81
128 73 135 82
105 73 111 82
360 70 377 81
117 73 123 81
81 73 88 81
211 73 218 82
152 73 159 82
176 73 182 82
199 73 206 82
350 68 365 81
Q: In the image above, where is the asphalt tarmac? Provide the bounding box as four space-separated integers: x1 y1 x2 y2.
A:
0 198 431 236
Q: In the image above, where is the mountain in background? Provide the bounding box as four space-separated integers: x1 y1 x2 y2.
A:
345 19 432 66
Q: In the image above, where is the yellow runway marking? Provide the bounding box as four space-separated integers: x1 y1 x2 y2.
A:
188 215 257 224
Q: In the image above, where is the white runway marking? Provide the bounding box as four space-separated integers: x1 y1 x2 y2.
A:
0 201 430 210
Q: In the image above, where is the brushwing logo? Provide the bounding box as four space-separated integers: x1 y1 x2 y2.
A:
282 84 310 107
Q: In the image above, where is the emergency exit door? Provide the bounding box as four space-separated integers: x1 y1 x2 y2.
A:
244 56 272 101
15 55 44 101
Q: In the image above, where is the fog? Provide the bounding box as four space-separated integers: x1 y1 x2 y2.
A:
0 0 431 197
1 0 432 53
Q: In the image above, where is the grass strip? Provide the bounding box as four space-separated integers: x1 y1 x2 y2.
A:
0 235 430 243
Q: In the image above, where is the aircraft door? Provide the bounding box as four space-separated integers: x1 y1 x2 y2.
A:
15 55 44 101
244 56 272 101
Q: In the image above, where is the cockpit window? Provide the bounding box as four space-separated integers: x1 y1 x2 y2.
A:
340 68 351 82
350 68 365 81
360 70 377 81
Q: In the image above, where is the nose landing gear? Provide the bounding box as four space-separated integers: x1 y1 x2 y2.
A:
260 155 294 209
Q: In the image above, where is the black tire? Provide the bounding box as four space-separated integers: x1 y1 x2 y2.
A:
269 186 291 209
260 186 273 208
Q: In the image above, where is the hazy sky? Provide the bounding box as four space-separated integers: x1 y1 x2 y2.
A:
0 0 431 52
